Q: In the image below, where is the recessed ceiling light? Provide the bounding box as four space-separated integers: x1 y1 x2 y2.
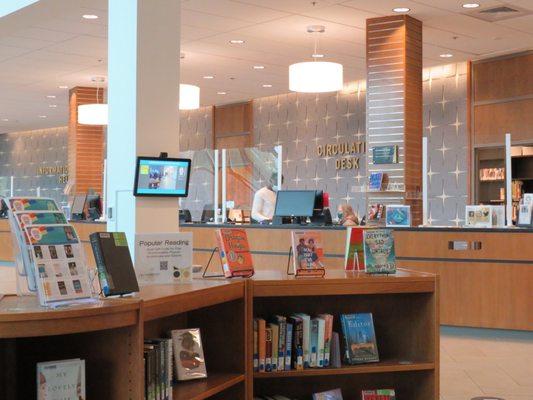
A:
262 84 273 88
58 85 68 89
462 3 480 8
440 53 453 58
229 39 245 44
38 115 47 118
312 53 325 58
253 65 265 70
392 7 410 12
217 91 227 95
46 95 56 99
1 118 8 122
49 104 58 108
203 75 214 79
82 14 98 19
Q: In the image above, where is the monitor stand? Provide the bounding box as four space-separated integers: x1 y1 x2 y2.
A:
272 216 307 225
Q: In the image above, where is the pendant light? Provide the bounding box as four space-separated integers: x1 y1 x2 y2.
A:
179 84 200 110
289 25 343 93
78 76 108 125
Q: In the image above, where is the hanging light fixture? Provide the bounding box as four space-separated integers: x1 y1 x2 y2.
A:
179 84 200 110
78 76 108 125
289 25 343 93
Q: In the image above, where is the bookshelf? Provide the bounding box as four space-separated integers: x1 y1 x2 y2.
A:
247 270 439 400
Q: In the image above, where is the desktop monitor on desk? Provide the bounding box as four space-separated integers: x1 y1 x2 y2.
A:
273 190 316 225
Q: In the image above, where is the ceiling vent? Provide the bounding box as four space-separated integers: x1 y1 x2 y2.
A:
464 4 532 22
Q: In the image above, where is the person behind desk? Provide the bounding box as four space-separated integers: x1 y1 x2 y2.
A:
251 173 280 223
338 203 359 226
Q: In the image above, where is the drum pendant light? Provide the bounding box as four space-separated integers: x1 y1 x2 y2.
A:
179 84 200 110
289 25 343 93
78 77 108 125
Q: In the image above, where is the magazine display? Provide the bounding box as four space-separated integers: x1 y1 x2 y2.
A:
291 230 325 276
37 358 85 400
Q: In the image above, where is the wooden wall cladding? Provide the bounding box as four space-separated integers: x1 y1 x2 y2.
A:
68 87 105 194
366 15 423 225
472 52 533 146
214 102 253 138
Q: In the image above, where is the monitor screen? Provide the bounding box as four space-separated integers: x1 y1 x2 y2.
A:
274 190 316 218
134 157 191 197
71 194 87 215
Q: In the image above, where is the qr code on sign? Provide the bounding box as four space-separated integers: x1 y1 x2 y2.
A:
160 261 168 271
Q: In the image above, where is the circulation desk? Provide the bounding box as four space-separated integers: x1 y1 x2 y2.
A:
182 224 533 331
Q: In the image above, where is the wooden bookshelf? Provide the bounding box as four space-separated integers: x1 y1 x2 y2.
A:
247 269 439 400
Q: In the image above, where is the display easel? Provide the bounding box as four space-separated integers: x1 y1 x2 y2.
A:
286 246 326 278
202 247 225 278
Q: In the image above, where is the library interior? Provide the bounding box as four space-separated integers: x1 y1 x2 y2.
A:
0 1 532 399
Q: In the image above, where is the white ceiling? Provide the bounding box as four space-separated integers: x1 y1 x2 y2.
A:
0 0 532 132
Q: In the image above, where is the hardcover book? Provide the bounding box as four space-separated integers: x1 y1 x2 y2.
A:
258 318 266 372
265 327 273 372
363 229 396 274
362 389 396 399
341 313 379 364
90 232 140 296
171 328 207 381
368 172 384 191
291 230 325 275
215 228 254 278
312 388 343 400
367 204 385 222
288 316 304 370
293 313 311 367
274 315 287 371
344 227 365 271
285 322 293 370
385 205 411 227
37 358 85 400
318 313 333 367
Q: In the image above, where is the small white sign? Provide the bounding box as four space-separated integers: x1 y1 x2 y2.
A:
134 232 193 285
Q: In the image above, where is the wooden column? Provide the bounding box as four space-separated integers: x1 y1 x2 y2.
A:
68 86 105 195
366 15 423 225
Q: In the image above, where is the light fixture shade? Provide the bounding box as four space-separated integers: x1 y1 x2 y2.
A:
289 61 343 93
78 103 108 125
179 84 200 110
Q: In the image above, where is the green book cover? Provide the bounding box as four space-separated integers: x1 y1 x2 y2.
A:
363 229 396 274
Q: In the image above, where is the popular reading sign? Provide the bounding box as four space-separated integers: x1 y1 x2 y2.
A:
316 141 366 170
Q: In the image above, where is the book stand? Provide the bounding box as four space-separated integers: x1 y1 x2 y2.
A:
202 247 255 278
286 246 326 278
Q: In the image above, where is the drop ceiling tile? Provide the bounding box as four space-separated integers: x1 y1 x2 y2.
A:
183 0 290 23
7 27 78 42
44 35 107 58
0 35 54 50
181 8 253 31
234 0 346 14
496 14 533 34
299 3 380 28
0 44 32 61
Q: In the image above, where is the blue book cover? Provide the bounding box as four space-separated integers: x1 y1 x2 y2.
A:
368 172 384 191
285 323 293 370
340 313 379 364
385 205 411 227
363 229 396 274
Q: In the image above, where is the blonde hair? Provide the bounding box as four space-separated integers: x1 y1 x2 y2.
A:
339 203 359 225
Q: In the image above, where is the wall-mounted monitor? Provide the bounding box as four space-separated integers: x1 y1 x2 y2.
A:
133 156 191 197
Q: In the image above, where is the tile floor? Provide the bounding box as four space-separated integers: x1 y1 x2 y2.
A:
440 326 533 400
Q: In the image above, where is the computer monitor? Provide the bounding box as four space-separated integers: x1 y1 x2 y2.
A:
274 190 316 218
70 194 87 220
86 194 101 220
134 156 191 197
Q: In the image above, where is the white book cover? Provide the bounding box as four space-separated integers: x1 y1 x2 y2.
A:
171 328 207 381
294 313 311 368
37 358 85 400
315 317 326 368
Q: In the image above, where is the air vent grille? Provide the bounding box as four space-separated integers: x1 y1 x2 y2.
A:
464 4 532 22
481 6 518 14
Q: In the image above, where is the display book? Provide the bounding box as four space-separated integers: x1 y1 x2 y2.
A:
344 227 396 274
6 197 92 306
144 328 207 400
290 230 326 277
254 312 379 373
215 228 254 278
465 205 505 228
517 193 533 227
37 358 85 400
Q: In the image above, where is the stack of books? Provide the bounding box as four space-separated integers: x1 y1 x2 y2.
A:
361 389 396 399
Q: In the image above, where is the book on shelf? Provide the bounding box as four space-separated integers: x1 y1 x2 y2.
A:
291 230 325 276
269 322 280 371
145 338 173 400
330 332 342 368
170 328 207 381
368 172 384 191
318 313 333 367
274 315 287 371
293 313 311 368
90 232 140 296
215 228 254 278
312 388 343 400
285 322 293 371
367 203 385 223
257 318 266 372
344 227 365 271
341 313 379 364
265 326 273 372
362 389 396 399
37 358 85 400
288 315 304 370
385 205 411 227
363 229 396 274
253 319 259 372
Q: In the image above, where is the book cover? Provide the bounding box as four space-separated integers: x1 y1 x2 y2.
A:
368 172 384 191
171 328 207 381
253 319 259 372
285 322 293 370
288 316 303 370
316 317 326 368
363 229 396 274
274 315 287 371
310 318 318 367
312 388 343 400
294 313 311 368
269 323 279 371
37 358 85 400
385 205 411 227
291 230 325 274
330 332 341 368
90 232 140 296
372 145 398 165
258 318 266 372
215 228 254 278
318 314 333 367
341 313 379 364
344 227 365 271
265 327 273 372
367 204 385 222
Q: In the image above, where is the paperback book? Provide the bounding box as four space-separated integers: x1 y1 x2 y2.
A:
361 389 396 399
341 313 379 364
171 328 207 381
37 358 85 400
367 203 385 223
215 228 254 278
368 172 384 191
385 205 411 227
344 227 365 271
363 229 396 274
312 388 343 400
291 230 325 276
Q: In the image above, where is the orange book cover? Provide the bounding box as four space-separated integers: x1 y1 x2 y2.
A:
215 228 254 278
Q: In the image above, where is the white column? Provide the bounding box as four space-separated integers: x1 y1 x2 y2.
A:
505 133 512 226
108 0 181 244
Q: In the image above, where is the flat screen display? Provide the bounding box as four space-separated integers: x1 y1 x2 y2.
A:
134 157 191 197
274 190 316 218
